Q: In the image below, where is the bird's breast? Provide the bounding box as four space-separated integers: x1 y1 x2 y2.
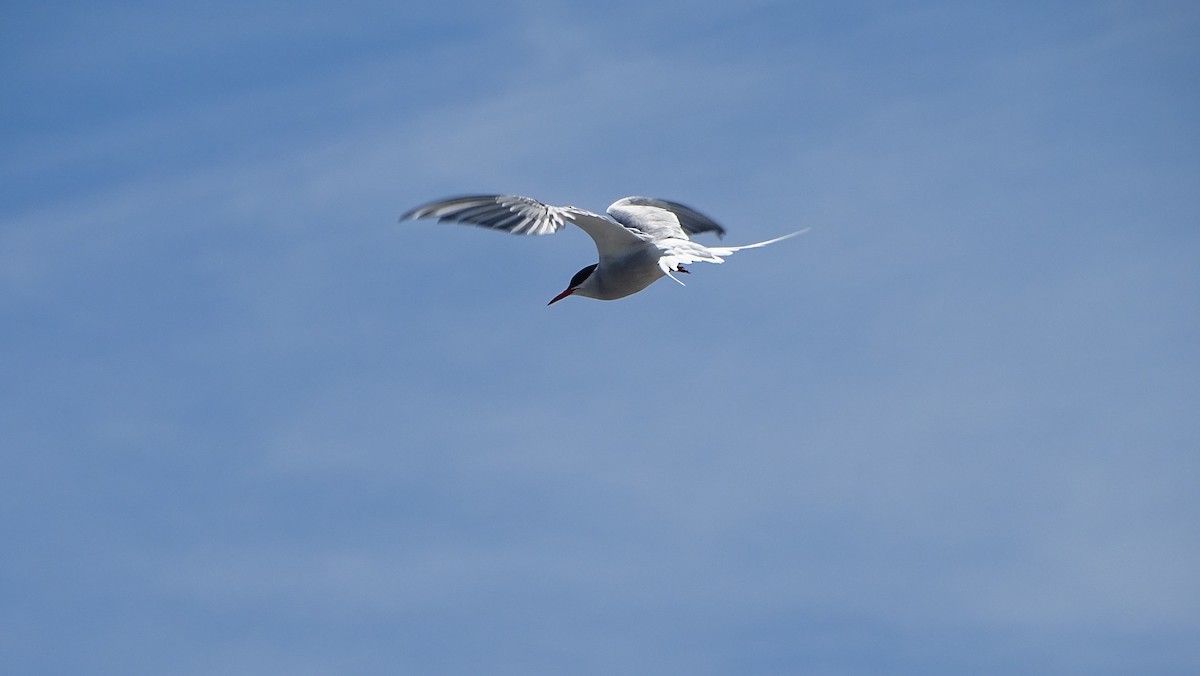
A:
589 250 667 300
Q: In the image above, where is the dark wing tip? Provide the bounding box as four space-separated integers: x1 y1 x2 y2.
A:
619 196 727 238
400 194 508 222
400 194 568 236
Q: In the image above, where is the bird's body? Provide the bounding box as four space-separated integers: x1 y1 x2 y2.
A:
575 244 665 300
401 194 806 304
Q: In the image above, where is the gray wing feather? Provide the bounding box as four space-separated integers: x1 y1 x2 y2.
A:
402 194 647 259
401 195 568 236
607 196 727 239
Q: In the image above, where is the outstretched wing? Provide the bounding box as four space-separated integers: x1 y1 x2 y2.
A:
402 194 647 260
606 197 727 240
401 195 571 235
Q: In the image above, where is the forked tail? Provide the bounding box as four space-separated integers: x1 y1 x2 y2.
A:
657 228 810 286
708 228 810 256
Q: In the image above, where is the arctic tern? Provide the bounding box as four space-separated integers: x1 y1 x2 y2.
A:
401 194 806 304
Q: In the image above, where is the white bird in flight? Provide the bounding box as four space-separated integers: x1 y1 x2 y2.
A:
401 194 807 305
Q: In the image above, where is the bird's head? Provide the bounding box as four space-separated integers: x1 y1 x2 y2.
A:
547 263 598 305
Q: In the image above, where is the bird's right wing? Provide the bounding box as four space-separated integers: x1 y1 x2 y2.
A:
402 194 648 260
607 197 727 239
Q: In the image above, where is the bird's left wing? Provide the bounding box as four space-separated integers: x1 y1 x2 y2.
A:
401 195 573 235
402 194 648 260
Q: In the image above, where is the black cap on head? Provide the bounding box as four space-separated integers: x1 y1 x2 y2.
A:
568 263 598 289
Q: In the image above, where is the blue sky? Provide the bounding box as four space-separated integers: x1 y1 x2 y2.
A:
2 1 1198 673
